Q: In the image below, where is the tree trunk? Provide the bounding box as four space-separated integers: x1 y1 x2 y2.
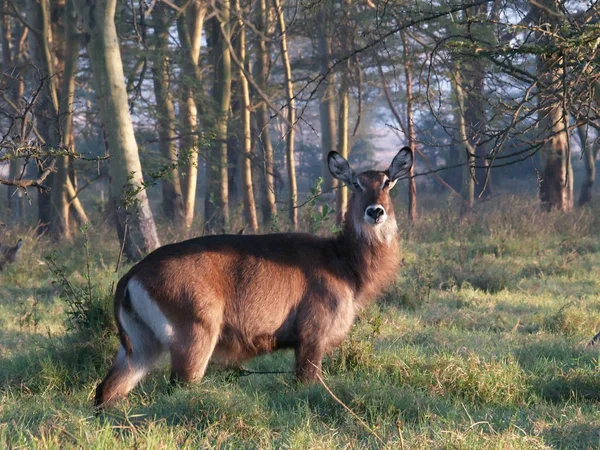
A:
1 6 25 221
534 0 573 212
26 0 61 233
74 0 160 259
228 96 240 208
50 0 79 240
401 31 417 222
177 0 206 230
234 0 258 232
537 96 573 211
463 59 489 200
464 4 492 200
335 1 351 225
273 0 297 228
336 74 349 225
578 125 598 206
453 67 475 217
151 3 185 227
445 138 463 193
316 9 337 195
255 0 277 223
206 12 232 232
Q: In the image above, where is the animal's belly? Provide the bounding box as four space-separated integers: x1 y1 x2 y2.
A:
211 320 297 365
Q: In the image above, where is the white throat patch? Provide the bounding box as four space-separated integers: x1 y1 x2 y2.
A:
354 215 398 246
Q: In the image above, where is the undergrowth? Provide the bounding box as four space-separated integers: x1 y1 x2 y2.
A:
1 196 600 448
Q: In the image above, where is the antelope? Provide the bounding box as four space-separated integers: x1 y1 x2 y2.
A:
0 238 23 271
95 148 413 407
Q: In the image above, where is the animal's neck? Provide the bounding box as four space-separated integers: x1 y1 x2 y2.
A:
336 216 401 306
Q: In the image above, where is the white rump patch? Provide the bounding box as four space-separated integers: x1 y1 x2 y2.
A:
122 278 175 348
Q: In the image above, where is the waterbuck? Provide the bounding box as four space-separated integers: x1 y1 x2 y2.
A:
95 147 413 407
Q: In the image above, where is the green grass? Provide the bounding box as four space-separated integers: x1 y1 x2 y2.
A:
2 196 600 449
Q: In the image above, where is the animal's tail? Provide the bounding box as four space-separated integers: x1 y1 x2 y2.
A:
114 278 133 355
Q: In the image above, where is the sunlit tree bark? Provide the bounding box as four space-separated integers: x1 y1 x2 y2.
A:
336 79 349 225
316 8 337 195
401 31 417 222
453 66 475 217
50 0 79 239
74 0 160 259
151 3 185 227
273 0 297 228
177 0 206 229
255 0 277 223
534 0 573 212
335 1 351 225
206 7 232 232
234 0 258 232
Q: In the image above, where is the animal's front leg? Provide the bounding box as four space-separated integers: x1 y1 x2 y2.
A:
295 339 324 382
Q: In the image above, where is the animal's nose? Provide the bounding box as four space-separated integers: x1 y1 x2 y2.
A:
366 206 385 219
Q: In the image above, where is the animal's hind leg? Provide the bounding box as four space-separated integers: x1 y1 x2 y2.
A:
95 311 165 408
94 344 162 408
169 320 221 385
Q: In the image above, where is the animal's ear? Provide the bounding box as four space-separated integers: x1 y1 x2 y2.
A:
16 239 23 250
328 151 356 187
388 146 413 181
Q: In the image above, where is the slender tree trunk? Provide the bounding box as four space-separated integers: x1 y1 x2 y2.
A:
74 0 160 259
464 62 490 199
336 76 349 225
65 176 89 224
445 138 463 193
335 2 352 225
464 5 492 199
534 0 573 212
316 9 337 195
51 0 79 240
228 91 240 208
1 6 25 221
61 11 87 230
453 67 475 216
206 11 232 232
27 0 61 233
234 0 258 232
578 125 598 206
401 31 417 222
537 93 573 211
7 159 24 221
177 0 206 230
151 3 185 227
255 0 277 223
273 0 297 228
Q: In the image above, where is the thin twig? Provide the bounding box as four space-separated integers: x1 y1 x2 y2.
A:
312 364 390 449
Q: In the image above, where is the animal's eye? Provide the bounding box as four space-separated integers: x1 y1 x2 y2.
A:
383 179 391 189
353 182 361 191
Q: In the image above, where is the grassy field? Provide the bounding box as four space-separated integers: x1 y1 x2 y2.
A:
1 196 600 449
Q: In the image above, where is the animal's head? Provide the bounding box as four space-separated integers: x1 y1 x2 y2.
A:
328 147 413 244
